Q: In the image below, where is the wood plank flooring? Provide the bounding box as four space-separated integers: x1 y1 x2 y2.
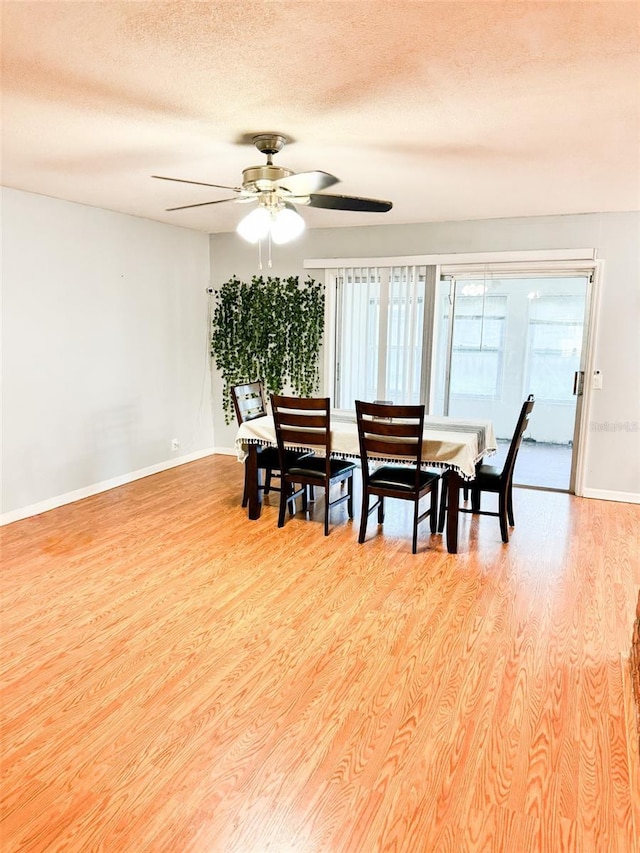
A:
1 454 639 852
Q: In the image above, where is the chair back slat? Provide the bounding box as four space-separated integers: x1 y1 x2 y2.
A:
231 381 267 425
359 420 423 439
278 427 327 448
276 412 328 429
273 395 328 411
363 435 420 457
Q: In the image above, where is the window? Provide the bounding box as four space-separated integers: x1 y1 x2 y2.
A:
525 295 584 402
446 292 507 399
334 266 427 409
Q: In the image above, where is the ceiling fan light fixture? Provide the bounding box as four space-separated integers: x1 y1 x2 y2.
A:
270 206 305 244
237 203 305 246
236 206 271 243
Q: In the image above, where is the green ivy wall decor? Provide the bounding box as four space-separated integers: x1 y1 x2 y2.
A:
211 274 325 423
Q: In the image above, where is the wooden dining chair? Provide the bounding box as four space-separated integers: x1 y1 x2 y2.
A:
438 394 535 543
355 400 441 554
270 394 356 536
231 381 309 507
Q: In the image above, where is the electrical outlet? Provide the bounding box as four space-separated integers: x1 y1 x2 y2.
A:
171 438 180 451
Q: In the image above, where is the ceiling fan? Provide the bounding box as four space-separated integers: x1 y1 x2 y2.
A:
152 133 392 244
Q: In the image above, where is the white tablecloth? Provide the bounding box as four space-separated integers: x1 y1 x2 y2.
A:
235 414 495 480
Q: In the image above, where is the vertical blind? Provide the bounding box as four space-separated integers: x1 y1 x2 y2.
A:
334 265 427 408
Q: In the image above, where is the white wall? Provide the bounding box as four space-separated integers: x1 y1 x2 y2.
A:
210 211 640 500
1 188 214 520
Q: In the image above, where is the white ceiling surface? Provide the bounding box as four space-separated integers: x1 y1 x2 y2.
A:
2 1 639 234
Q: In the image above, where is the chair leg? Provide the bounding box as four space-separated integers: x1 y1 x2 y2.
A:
242 462 250 507
412 499 419 554
278 483 289 528
507 482 515 527
324 486 330 536
430 485 439 534
498 490 509 543
347 475 354 519
378 496 385 524
358 490 370 543
264 468 272 495
437 478 448 533
471 485 481 513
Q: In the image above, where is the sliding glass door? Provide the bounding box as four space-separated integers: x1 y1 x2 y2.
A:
432 274 591 491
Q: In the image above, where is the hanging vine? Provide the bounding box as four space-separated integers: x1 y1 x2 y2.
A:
211 274 325 423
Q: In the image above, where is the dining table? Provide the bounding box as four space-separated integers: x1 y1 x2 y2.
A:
234 412 496 554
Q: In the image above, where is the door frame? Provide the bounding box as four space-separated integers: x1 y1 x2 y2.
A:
572 260 603 497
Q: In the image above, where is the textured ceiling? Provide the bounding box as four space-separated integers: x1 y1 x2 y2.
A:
2 1 639 233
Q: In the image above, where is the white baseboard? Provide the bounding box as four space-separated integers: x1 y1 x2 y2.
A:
582 488 640 505
1 447 217 526
214 446 239 457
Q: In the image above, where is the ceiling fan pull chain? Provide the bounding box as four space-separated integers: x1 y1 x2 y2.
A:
268 232 273 268
258 238 263 270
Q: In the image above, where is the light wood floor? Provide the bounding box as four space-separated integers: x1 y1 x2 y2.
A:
1 455 639 852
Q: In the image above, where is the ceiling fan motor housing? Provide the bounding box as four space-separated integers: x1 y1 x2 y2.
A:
242 164 293 192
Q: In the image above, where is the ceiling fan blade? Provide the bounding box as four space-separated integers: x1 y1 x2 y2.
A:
308 193 392 213
152 175 242 192
166 197 240 212
274 170 339 195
